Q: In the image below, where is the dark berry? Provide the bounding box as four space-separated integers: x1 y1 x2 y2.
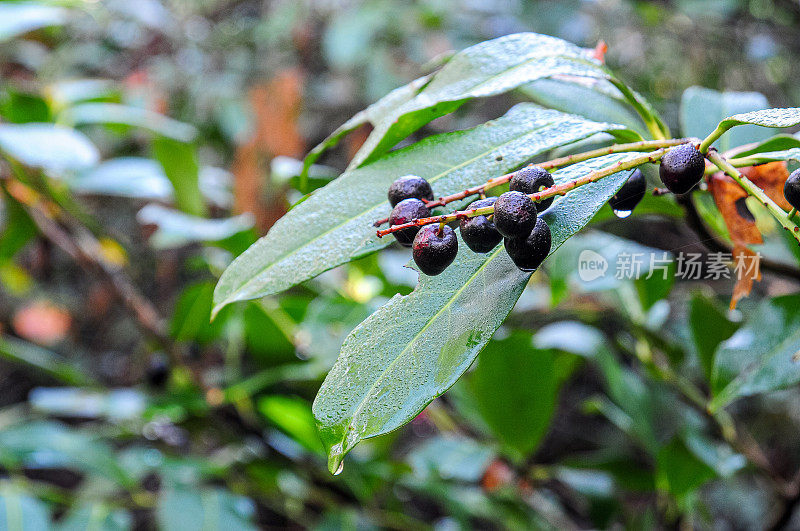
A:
510 166 555 210
388 175 434 207
784 169 800 210
459 197 503 253
389 198 431 247
659 144 705 195
146 353 169 388
609 168 647 212
412 224 458 276
493 191 537 239
504 217 552 272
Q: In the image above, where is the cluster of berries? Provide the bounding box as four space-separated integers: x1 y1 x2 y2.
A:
384 143 718 277
386 168 557 276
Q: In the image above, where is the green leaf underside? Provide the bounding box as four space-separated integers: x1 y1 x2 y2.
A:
711 295 800 410
0 123 99 172
313 153 631 473
719 107 800 130
680 87 772 151
521 77 647 137
213 103 631 314
347 32 609 169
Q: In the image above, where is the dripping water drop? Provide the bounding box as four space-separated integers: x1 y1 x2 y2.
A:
613 209 632 219
333 462 344 475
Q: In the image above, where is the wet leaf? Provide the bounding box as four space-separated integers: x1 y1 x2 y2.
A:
312 154 632 473
214 103 633 314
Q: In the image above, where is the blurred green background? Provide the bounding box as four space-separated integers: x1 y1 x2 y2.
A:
2 0 800 529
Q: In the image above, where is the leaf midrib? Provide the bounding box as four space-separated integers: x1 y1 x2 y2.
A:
216 116 576 307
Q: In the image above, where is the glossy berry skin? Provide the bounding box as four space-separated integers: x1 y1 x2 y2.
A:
388 175 434 207
510 166 555 210
389 198 431 247
493 191 537 239
413 225 458 276
459 197 503 253
504 217 552 272
784 169 800 210
609 168 647 212
659 144 705 194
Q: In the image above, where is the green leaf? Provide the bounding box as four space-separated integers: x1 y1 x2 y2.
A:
62 103 197 142
0 421 133 488
0 3 66 42
0 336 94 386
258 396 324 454
157 488 257 531
730 134 800 158
56 504 131 531
680 87 773 151
313 154 632 473
717 107 800 130
711 295 800 410
347 32 612 168
214 103 632 314
0 483 50 531
469 332 576 460
170 283 215 342
152 137 205 217
688 293 738 382
0 123 99 172
137 204 253 249
656 438 716 499
407 435 494 482
521 78 647 137
0 186 37 264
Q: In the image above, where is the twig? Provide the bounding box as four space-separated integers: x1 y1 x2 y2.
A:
377 148 670 237
374 139 690 226
705 149 800 245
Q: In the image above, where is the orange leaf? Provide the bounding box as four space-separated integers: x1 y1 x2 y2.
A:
741 161 792 211
730 245 761 310
708 172 762 246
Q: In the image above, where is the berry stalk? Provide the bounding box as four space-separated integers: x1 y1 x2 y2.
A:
374 138 690 227
705 149 800 244
377 148 670 238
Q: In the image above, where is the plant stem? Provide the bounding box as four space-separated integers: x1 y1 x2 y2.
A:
377 148 670 237
705 149 800 245
373 138 690 226
699 123 730 153
790 208 798 220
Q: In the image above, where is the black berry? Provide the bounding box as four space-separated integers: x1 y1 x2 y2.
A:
504 217 552 272
493 191 537 239
510 166 555 210
459 197 503 253
388 175 434 207
413 224 458 276
146 353 169 388
784 169 800 210
389 198 431 247
659 144 705 195
609 168 647 212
